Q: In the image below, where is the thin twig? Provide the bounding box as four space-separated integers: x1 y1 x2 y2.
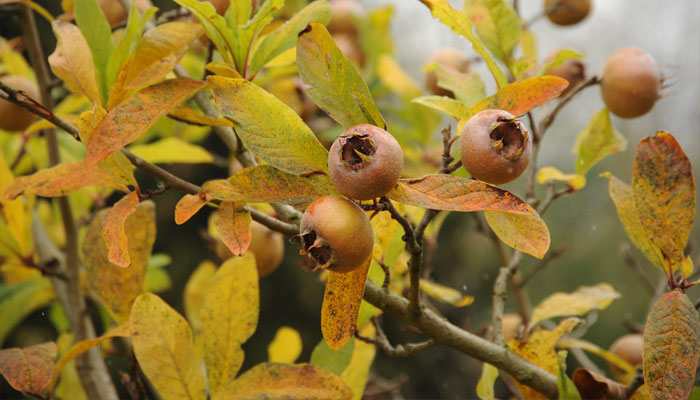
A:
491 251 525 344
539 76 600 135
519 246 567 286
625 368 644 398
618 243 656 295
361 317 438 357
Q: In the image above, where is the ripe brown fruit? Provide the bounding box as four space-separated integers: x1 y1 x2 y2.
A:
328 0 364 37
0 75 40 132
214 220 285 278
423 47 470 98
600 47 662 119
328 124 404 201
95 0 152 26
544 51 586 96
608 333 643 381
502 313 523 341
459 110 531 185
299 196 374 273
544 0 591 26
204 0 230 15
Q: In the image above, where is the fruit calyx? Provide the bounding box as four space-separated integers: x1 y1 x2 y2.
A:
488 117 529 161
299 230 336 271
339 133 377 171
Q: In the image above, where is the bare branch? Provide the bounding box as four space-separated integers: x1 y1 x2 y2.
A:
618 243 657 295
360 317 438 357
491 251 525 344
539 76 600 135
519 246 567 286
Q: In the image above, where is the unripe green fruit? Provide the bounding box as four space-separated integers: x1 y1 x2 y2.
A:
328 124 403 201
423 47 470 98
544 0 591 26
544 51 586 96
608 333 643 381
0 75 40 132
459 110 531 185
600 47 661 119
299 196 374 273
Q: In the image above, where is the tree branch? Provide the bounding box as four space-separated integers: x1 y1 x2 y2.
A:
363 280 559 398
539 76 600 135
491 251 525 344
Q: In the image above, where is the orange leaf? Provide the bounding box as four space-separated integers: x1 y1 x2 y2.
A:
3 161 127 200
643 289 700 400
632 131 695 271
215 201 252 257
202 165 337 205
83 201 156 322
102 191 140 268
321 257 372 350
470 76 568 117
174 193 210 225
212 363 352 400
0 342 57 395
86 78 204 166
387 175 533 214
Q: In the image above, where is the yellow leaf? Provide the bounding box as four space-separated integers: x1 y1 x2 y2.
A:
267 326 302 364
537 166 586 190
507 318 582 399
377 55 422 99
183 260 217 334
83 201 156 323
265 47 297 68
0 38 35 79
205 61 243 78
131 293 206 400
201 253 259 395
322 256 372 350
341 323 376 400
212 363 352 400
168 105 235 127
54 334 87 400
0 153 32 256
476 363 499 400
48 20 101 104
419 279 474 307
557 338 635 377
531 283 620 326
128 137 214 164
485 210 550 259
215 202 251 257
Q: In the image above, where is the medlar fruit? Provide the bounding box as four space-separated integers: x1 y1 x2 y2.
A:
544 50 586 96
544 0 591 26
0 75 40 132
502 313 523 342
299 196 374 273
600 47 662 119
608 333 643 382
459 110 531 185
214 219 284 278
423 47 470 98
328 124 403 201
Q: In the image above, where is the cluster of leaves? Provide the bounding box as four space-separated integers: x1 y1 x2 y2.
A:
0 0 698 399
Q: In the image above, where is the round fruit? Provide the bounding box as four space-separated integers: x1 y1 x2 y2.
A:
608 333 643 381
459 110 531 185
299 196 374 273
328 124 403 201
0 75 40 132
502 313 523 341
328 0 363 37
248 221 285 277
600 47 661 119
423 47 470 98
96 0 152 26
544 51 586 96
544 0 591 26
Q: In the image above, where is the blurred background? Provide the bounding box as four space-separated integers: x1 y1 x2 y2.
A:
1 0 699 398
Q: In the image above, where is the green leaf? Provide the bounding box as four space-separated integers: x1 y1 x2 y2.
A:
435 67 486 107
0 278 54 346
297 22 385 129
573 109 627 175
412 96 471 120
74 0 114 105
541 49 586 76
173 0 238 66
556 351 582 400
230 0 284 75
207 76 329 174
310 338 356 375
128 137 214 164
418 0 507 88
106 6 158 89
465 0 521 65
643 289 700 400
249 0 331 75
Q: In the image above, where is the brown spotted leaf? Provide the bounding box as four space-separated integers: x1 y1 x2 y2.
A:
469 76 568 118
632 131 695 272
86 78 204 166
0 342 57 395
387 175 533 215
202 165 337 206
322 256 372 350
102 191 140 268
212 363 352 400
3 161 127 200
174 193 210 225
643 289 700 400
215 201 252 257
83 201 156 323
